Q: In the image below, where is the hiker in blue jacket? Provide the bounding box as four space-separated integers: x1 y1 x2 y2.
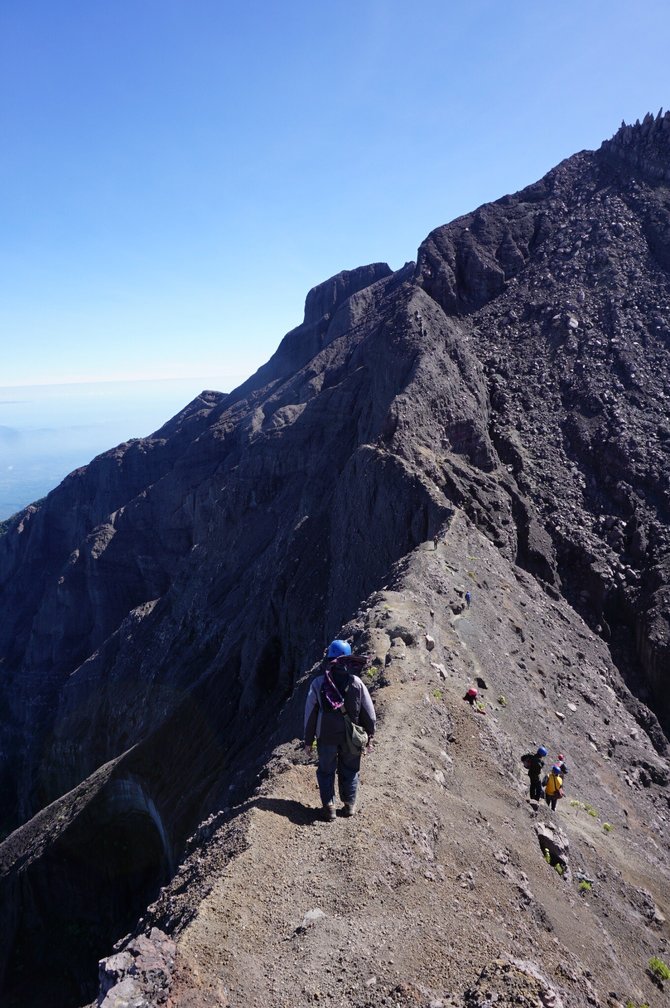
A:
303 640 377 821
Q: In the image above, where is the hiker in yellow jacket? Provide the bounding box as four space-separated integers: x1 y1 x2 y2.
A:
544 765 564 811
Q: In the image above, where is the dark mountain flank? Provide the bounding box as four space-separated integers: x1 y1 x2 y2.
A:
1 115 669 1008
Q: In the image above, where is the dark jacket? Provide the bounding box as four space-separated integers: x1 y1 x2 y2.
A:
523 754 544 779
304 662 376 747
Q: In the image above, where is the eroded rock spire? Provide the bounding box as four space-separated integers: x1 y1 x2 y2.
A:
599 109 670 182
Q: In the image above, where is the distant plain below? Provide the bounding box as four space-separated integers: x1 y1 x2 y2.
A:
0 377 237 520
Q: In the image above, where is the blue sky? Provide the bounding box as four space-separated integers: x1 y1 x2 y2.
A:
1 0 668 389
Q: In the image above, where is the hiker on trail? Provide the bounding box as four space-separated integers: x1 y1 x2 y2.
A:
521 745 547 801
433 534 439 550
465 591 471 607
544 765 564 811
303 640 377 822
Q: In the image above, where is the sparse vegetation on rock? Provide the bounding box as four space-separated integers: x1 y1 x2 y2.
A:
648 955 670 982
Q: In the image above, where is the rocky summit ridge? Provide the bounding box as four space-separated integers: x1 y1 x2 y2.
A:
0 116 669 1008
600 109 670 184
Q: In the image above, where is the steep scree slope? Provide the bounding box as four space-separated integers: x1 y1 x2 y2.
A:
0 115 669 1006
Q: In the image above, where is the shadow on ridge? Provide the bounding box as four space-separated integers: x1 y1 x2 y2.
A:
253 797 323 825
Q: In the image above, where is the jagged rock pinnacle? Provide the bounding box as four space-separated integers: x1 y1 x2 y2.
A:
599 109 670 182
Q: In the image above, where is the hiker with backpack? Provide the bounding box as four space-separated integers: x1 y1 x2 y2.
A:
521 745 547 801
544 765 564 810
303 640 377 821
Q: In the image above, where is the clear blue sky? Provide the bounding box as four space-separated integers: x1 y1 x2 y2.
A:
1 0 668 388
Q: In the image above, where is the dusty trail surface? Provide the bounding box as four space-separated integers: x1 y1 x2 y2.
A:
131 514 670 1008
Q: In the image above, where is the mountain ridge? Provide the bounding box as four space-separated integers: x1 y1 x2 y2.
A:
0 115 669 1007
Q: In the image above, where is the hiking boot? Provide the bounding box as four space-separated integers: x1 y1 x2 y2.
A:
322 802 336 822
342 801 356 817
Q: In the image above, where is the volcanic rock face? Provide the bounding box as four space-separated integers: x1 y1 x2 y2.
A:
417 113 670 732
0 116 669 1007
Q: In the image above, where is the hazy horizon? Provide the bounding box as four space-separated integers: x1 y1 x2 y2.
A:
0 376 241 520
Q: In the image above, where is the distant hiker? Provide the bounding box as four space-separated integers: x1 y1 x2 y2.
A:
463 687 478 705
433 534 439 550
521 745 547 801
555 752 569 776
303 640 377 821
544 765 564 811
464 591 471 607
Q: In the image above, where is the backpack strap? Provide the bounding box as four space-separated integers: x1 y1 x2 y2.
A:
322 655 369 715
324 667 346 709
320 664 354 714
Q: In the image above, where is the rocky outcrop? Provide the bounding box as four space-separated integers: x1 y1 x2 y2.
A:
97 929 176 1008
303 262 393 326
463 959 565 1008
1 114 670 1006
600 109 670 184
416 198 540 314
229 261 396 397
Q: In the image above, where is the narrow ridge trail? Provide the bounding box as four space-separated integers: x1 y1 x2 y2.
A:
148 514 669 1008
